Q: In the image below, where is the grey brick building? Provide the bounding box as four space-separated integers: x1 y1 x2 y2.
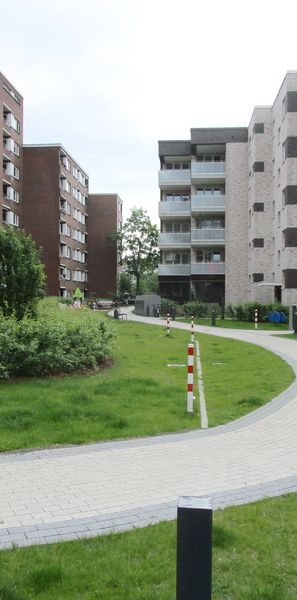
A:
158 72 297 307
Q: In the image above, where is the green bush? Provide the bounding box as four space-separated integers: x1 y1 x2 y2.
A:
0 312 115 379
183 302 209 318
226 302 289 322
160 298 176 316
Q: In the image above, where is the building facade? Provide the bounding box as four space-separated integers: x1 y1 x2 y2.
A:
87 194 123 298
23 145 89 297
158 72 297 307
1 72 23 230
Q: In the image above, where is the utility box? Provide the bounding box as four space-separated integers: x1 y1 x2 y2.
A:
289 305 297 333
134 295 161 317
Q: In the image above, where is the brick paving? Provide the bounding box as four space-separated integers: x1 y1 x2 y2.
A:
1 312 297 548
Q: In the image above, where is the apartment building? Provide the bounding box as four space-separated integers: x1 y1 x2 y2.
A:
158 72 297 307
88 194 123 297
23 145 89 297
1 72 23 229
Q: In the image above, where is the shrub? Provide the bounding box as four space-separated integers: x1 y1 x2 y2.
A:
183 302 209 318
225 302 289 322
160 298 176 316
0 312 115 379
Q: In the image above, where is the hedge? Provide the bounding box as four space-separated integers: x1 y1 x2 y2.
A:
0 313 115 379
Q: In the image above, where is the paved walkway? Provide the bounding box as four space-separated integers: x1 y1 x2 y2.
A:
1 311 297 549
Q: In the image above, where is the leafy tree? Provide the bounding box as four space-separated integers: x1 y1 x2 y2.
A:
118 271 133 298
116 208 159 295
0 226 45 319
139 271 159 295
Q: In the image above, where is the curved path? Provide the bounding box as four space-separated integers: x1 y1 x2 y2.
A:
1 312 297 549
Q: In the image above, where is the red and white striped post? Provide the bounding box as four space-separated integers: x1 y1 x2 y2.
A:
255 308 258 330
166 313 170 336
191 315 194 343
187 343 194 413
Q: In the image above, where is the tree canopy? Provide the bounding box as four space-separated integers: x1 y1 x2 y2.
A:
117 208 159 295
0 226 46 319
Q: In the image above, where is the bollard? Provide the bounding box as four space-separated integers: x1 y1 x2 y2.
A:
187 343 194 413
167 313 170 336
191 315 194 343
176 496 212 600
211 306 216 327
255 308 258 330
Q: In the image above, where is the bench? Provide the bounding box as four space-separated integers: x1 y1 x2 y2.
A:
118 312 127 320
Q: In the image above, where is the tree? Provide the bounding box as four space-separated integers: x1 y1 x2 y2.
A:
0 226 46 319
116 208 159 295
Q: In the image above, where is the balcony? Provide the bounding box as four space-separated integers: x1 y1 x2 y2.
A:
191 228 225 244
191 161 225 184
158 169 191 189
158 201 191 217
159 232 191 247
158 264 191 276
191 195 225 213
191 262 225 275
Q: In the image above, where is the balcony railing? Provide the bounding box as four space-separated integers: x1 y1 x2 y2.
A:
158 169 191 188
191 195 225 212
191 262 225 275
158 264 191 276
191 228 225 243
159 232 191 246
159 201 191 216
191 161 225 182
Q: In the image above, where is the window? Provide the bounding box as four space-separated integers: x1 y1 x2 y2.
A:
195 217 225 229
195 249 225 263
196 186 224 196
61 156 70 171
253 238 264 248
253 273 264 283
164 251 190 265
164 192 190 202
253 162 264 172
253 123 264 134
253 203 264 212
163 222 190 233
60 178 71 193
165 162 190 170
60 222 71 236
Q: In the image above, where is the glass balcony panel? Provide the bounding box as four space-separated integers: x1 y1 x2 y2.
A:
159 232 191 246
191 195 225 212
191 229 225 243
158 264 191 276
191 263 225 275
159 201 191 216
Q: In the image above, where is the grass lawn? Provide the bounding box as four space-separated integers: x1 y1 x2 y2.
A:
0 493 296 599
176 316 290 330
0 317 294 452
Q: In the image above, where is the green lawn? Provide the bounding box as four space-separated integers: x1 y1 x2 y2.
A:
0 493 296 599
0 318 294 451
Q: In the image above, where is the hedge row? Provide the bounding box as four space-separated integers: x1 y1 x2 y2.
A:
225 302 289 322
0 313 115 379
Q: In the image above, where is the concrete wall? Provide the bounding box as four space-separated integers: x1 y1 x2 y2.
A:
225 143 249 305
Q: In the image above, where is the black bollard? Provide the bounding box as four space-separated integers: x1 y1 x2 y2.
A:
176 496 212 600
211 306 216 326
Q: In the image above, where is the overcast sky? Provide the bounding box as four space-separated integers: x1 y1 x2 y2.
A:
1 0 296 223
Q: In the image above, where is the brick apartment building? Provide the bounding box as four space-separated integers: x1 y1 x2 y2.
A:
1 72 23 229
1 71 122 299
88 194 123 298
23 144 89 297
158 71 297 307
